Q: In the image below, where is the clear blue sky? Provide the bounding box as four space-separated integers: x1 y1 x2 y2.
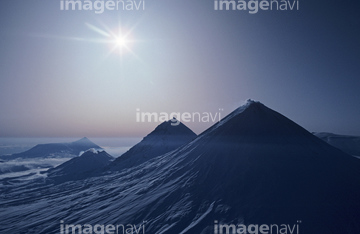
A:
0 0 359 137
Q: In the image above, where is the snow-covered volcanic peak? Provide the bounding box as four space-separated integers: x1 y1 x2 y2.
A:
196 98 318 143
216 99 260 127
108 118 196 171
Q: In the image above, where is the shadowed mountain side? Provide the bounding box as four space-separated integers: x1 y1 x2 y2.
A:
46 149 113 184
107 119 197 171
168 100 360 233
104 100 360 233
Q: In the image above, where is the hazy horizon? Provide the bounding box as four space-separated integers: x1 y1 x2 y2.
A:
0 137 141 156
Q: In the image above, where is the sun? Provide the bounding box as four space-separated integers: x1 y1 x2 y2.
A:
108 29 134 56
111 32 133 55
84 23 137 57
115 37 128 48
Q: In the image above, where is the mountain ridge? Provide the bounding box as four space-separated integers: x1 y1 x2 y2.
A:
0 137 101 160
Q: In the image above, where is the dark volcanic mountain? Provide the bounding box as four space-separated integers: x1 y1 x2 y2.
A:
46 148 113 184
1 100 360 234
107 118 197 171
0 137 101 160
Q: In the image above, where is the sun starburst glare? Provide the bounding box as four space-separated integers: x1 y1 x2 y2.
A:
110 29 134 56
115 37 127 47
85 22 137 58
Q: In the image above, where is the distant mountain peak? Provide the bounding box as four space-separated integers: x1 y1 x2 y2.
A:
71 137 101 149
0 137 101 160
73 137 93 144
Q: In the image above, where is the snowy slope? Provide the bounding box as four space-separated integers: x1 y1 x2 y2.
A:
0 137 101 160
1 100 360 233
108 119 196 171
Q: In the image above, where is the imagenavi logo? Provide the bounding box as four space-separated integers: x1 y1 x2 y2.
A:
214 0 299 14
136 108 224 126
60 0 145 14
214 220 302 234
60 220 146 234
